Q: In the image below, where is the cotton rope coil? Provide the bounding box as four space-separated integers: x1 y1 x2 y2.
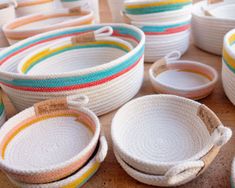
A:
0 94 101 184
149 51 218 100
0 2 16 47
3 7 95 45
17 28 133 75
60 0 100 23
0 24 145 116
222 28 235 105
111 94 232 186
192 0 235 55
7 136 108 188
12 0 55 17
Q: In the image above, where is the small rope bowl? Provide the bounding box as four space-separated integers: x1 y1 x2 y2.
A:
3 7 95 45
111 95 232 186
8 136 108 188
149 51 218 100
192 0 235 55
123 0 192 22
0 24 145 116
14 0 55 17
17 27 133 75
0 94 101 184
222 28 235 105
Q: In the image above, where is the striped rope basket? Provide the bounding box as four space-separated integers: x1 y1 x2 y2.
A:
112 95 232 186
17 27 133 75
8 136 108 188
60 0 100 23
123 0 192 22
222 28 235 105
123 0 192 62
0 24 145 116
14 0 55 17
3 7 95 45
192 0 235 55
0 2 15 47
0 94 101 184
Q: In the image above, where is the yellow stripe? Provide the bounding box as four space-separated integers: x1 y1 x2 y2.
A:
22 40 131 73
229 33 235 45
62 162 100 188
1 112 93 158
223 48 235 69
125 0 191 9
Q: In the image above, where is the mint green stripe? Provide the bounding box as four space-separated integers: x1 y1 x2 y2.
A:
0 103 4 115
77 167 99 188
125 2 191 15
223 58 235 74
25 43 129 74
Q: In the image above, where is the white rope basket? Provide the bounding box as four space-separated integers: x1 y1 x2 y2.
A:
149 51 218 100
60 0 100 23
8 136 108 188
3 7 95 44
222 28 235 105
0 2 15 47
14 0 55 17
111 95 232 186
0 24 145 116
192 0 235 55
17 27 133 75
0 94 101 184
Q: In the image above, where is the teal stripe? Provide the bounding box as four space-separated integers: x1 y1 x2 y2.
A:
223 58 235 74
25 44 130 74
125 2 191 15
231 176 235 188
140 21 190 32
0 46 144 88
0 103 4 116
77 167 99 188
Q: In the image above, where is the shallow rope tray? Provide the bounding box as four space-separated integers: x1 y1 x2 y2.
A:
14 0 55 17
8 136 108 188
17 29 133 75
0 24 145 116
222 28 235 105
3 7 95 44
111 95 232 186
192 0 235 55
0 95 100 184
0 2 15 47
149 51 218 99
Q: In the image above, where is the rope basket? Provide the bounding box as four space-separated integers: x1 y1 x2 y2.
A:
17 30 133 75
111 95 232 186
192 0 235 55
149 51 218 100
123 0 191 62
222 28 235 105
14 0 55 17
60 0 100 23
0 2 15 47
3 7 95 45
0 24 145 116
8 136 108 188
0 95 101 184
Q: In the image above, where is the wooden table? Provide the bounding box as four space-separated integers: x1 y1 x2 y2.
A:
0 0 234 187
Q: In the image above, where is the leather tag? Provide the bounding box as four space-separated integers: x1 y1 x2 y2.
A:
208 0 223 4
34 98 68 115
71 32 95 44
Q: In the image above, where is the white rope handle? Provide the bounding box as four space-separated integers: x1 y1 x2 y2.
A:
67 94 89 108
213 125 232 146
96 136 108 163
94 26 113 39
164 50 181 62
9 0 18 7
165 160 204 185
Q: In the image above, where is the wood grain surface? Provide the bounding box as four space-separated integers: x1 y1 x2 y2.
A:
0 0 233 187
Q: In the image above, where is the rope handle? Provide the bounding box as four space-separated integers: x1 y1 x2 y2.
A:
8 0 17 7
71 26 113 44
67 94 89 108
96 136 108 163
